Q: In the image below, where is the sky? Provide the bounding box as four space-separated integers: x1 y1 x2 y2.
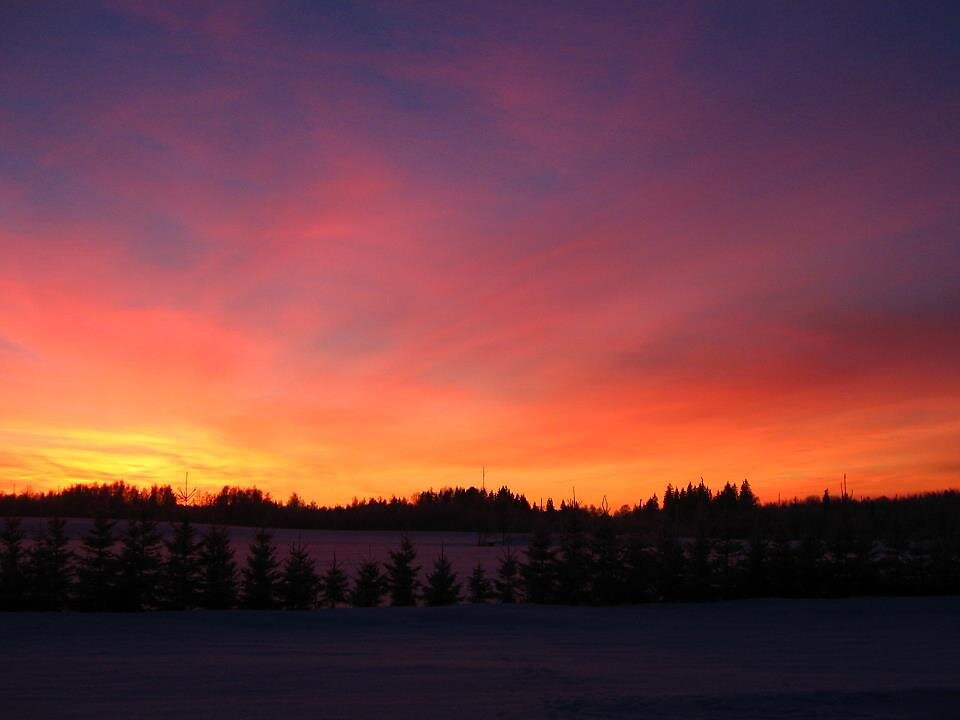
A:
1 1 959 507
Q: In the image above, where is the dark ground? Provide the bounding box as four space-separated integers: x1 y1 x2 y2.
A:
2 597 958 719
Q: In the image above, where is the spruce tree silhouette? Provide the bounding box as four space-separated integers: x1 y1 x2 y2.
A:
521 526 556 603
768 533 797 597
556 515 591 604
713 534 741 600
0 517 27 610
320 553 349 608
657 531 686 601
623 534 653 603
241 528 280 609
467 562 493 603
198 525 237 609
495 546 520 603
385 536 420 606
746 530 768 598
929 536 960 595
350 557 386 607
117 517 163 611
423 547 461 606
687 529 712 601
280 541 320 610
76 515 118 611
29 516 72 611
163 514 201 609
589 517 624 605
796 534 823 598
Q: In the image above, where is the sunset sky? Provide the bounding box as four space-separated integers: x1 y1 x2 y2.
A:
1 1 958 506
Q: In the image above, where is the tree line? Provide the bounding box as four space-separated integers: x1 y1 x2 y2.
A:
1 480 958 546
1 504 958 612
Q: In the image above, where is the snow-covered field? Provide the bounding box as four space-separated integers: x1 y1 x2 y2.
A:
19 518 520 575
2 597 958 719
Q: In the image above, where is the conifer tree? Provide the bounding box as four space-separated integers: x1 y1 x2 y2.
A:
495 547 520 603
117 517 163 611
241 528 280 609
162 514 200 609
589 518 624 605
623 534 653 603
280 542 320 610
0 517 27 610
768 534 797 597
385 536 420 606
657 532 686 601
556 518 591 604
349 557 386 607
29 516 73 610
686 529 712 601
320 554 349 608
467 562 493 603
746 530 768 597
521 526 556 603
796 534 823 598
198 525 237 609
423 548 461 606
76 515 118 611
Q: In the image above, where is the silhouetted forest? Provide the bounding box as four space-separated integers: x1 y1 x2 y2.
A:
1 480 958 610
2 480 959 544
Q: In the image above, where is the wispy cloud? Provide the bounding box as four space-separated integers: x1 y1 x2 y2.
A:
0 1 958 503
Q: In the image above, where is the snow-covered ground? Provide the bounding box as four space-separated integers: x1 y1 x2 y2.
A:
2 597 958 719
18 518 521 576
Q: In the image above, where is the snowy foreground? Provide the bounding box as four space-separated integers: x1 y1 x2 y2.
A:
3 598 959 719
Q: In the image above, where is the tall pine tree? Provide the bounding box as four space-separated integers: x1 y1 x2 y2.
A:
241 528 280 609
75 515 118 611
320 554 348 608
199 525 238 609
521 526 556 603
423 548 461 606
495 547 521 603
163 514 201 609
467 562 493 604
280 542 320 610
350 557 387 607
385 536 420 606
556 516 591 604
29 516 73 611
589 518 624 605
0 517 27 610
117 517 163 611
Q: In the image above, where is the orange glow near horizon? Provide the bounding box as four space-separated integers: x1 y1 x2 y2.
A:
1 3 959 507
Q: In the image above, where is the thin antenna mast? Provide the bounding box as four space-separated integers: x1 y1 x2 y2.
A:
176 471 197 507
